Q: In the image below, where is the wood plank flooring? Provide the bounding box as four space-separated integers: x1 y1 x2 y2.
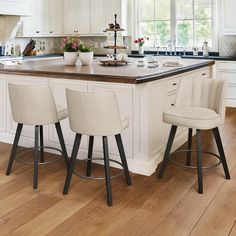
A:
1 108 236 236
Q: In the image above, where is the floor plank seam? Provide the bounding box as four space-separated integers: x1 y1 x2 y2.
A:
228 219 236 236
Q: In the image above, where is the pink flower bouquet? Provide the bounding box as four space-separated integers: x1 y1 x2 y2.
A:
134 37 149 47
61 35 80 52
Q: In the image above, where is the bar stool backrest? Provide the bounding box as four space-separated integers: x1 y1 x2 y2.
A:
8 83 58 125
66 89 122 136
175 77 227 123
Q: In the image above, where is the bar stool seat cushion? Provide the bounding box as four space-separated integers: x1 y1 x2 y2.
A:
163 106 220 130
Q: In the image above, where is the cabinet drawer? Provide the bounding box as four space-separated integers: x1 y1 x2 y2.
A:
167 78 180 93
218 62 236 71
218 71 236 84
166 91 177 109
197 68 210 79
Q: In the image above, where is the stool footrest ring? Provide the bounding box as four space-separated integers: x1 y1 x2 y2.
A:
15 146 63 165
169 149 222 169
73 158 125 180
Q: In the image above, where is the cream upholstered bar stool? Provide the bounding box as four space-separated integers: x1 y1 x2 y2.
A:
63 89 132 206
159 77 230 193
7 84 69 189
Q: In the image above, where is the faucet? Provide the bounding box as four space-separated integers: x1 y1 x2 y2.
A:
156 46 160 56
174 46 184 56
153 42 160 56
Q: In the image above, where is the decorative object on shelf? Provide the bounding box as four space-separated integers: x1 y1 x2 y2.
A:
134 37 149 55
61 35 80 65
202 41 209 57
78 44 93 66
102 14 129 66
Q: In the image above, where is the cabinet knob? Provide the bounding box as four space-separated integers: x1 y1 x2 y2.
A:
171 103 175 107
49 31 53 33
36 31 40 33
173 83 177 86
202 73 207 76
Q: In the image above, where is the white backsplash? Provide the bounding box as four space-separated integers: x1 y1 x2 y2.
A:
219 35 236 56
3 36 132 56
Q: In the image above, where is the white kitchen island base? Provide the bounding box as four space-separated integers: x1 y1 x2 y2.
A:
0 59 213 176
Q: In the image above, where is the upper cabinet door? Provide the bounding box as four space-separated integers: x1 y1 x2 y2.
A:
64 0 78 35
47 0 63 35
220 0 236 35
106 0 121 25
77 0 91 35
23 0 47 36
91 0 106 35
23 0 62 37
106 0 129 35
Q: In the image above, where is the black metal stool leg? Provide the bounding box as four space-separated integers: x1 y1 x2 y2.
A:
6 123 23 175
39 126 44 163
186 128 193 166
86 136 94 177
103 136 113 207
55 122 69 168
115 134 132 185
34 126 40 189
196 129 203 194
63 134 82 194
213 127 230 179
159 125 177 179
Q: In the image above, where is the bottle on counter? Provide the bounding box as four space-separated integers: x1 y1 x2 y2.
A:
10 44 15 56
202 41 209 57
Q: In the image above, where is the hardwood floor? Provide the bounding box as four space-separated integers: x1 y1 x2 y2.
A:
1 108 236 235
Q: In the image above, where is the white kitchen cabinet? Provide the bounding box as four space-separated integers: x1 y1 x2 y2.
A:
216 61 236 107
64 0 129 36
0 0 32 16
47 0 63 35
91 0 106 35
106 0 129 34
49 79 88 149
0 74 7 132
77 0 91 35
64 0 90 35
220 0 236 35
63 0 77 35
64 0 105 35
23 0 63 37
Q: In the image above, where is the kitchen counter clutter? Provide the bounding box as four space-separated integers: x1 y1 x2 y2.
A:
0 57 214 175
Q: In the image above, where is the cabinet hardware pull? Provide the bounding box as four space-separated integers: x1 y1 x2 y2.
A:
202 73 206 76
36 31 40 33
173 83 177 86
49 31 53 33
171 103 175 106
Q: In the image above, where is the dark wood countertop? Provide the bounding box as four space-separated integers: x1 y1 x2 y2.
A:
0 57 215 84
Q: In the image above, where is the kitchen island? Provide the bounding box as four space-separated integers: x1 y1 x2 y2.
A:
0 57 214 175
